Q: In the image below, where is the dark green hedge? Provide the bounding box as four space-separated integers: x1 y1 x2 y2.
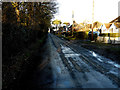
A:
73 32 88 39
3 23 48 62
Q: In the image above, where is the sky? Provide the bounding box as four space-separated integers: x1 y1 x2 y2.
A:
53 0 120 24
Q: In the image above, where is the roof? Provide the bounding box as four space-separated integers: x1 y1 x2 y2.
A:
87 24 92 28
114 23 120 28
93 21 103 28
104 23 112 29
109 16 120 23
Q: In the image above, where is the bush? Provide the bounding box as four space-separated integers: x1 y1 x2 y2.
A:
3 23 48 63
73 32 88 39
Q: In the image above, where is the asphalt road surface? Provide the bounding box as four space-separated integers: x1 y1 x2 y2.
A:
29 33 120 89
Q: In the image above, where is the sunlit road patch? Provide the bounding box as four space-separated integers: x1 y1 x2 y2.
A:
61 44 81 58
59 44 118 88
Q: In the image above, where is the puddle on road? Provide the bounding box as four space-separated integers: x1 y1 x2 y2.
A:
61 45 74 54
59 44 119 88
89 51 98 58
107 61 120 68
61 44 81 58
92 52 97 57
114 64 120 68
61 44 120 70
97 58 103 62
108 70 119 75
62 50 74 54
89 51 120 69
107 61 114 64
65 54 81 58
89 51 104 62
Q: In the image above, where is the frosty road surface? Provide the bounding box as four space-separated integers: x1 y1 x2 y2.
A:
33 33 120 88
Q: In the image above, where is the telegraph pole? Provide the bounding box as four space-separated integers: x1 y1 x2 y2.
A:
92 0 94 40
72 10 74 36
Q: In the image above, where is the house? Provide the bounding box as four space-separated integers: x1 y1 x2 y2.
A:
109 16 120 23
74 23 92 32
101 23 112 33
109 23 120 33
109 16 120 33
97 16 120 44
93 21 103 31
108 23 120 42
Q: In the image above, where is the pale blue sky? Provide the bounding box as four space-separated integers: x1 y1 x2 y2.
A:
53 0 120 24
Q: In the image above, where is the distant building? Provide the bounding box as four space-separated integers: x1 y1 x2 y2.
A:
100 16 120 33
97 16 120 44
109 16 120 23
101 23 112 33
109 23 120 33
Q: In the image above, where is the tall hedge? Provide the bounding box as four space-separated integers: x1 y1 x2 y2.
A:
2 2 57 62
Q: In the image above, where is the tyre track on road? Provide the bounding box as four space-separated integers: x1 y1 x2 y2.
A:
49 34 119 88
49 34 82 87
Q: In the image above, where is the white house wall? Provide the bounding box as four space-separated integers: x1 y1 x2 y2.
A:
109 23 120 33
101 24 120 33
97 36 120 43
101 25 108 33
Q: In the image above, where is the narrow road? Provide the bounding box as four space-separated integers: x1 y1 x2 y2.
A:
31 33 120 88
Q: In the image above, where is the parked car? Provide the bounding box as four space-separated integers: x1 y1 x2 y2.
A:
88 31 99 40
